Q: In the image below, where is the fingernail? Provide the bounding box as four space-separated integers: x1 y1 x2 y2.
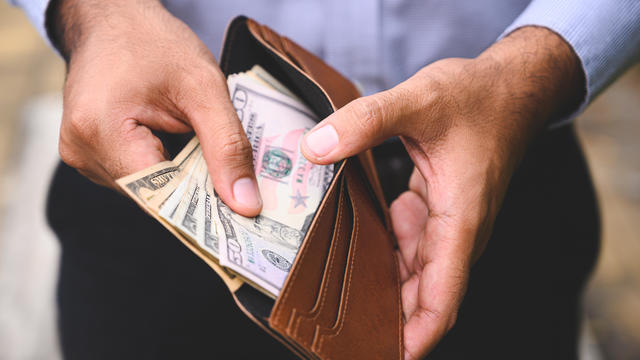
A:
233 177 262 209
305 124 338 157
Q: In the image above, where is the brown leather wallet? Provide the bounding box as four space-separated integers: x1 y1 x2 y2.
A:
176 16 403 359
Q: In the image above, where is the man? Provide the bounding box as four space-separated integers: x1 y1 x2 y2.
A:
11 0 640 358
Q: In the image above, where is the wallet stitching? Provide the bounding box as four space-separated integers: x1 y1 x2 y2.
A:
308 189 345 323
292 181 346 339
316 174 360 353
272 184 335 326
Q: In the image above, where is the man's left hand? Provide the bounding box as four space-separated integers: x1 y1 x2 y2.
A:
301 26 585 359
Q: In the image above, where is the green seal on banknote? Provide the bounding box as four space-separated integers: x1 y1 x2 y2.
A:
262 148 292 179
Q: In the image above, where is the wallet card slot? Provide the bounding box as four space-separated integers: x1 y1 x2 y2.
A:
286 176 353 347
310 163 402 360
268 175 342 332
310 178 358 348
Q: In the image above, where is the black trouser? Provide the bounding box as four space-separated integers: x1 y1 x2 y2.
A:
47 124 599 360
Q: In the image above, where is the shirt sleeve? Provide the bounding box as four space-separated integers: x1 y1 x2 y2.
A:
501 0 640 126
8 0 53 46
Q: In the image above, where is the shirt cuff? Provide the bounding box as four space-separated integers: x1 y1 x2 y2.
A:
500 0 640 127
9 0 53 47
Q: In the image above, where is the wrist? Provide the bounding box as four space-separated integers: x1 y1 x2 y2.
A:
474 26 585 166
45 0 162 63
481 26 585 127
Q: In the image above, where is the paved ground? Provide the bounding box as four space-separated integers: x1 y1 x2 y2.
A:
0 2 637 359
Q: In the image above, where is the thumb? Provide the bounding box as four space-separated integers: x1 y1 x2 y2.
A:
301 89 407 164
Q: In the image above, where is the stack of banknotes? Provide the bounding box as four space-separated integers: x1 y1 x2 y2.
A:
117 66 334 298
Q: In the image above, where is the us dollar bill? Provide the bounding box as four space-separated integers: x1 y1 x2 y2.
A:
159 153 204 224
116 137 200 206
173 157 207 241
227 71 334 234
201 175 219 257
216 197 296 296
147 145 202 211
246 65 302 102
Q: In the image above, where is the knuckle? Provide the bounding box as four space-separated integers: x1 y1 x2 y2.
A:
417 307 444 324
216 131 253 167
351 95 388 137
64 109 95 140
58 139 85 170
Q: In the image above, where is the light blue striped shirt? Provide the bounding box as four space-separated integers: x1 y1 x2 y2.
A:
11 0 640 124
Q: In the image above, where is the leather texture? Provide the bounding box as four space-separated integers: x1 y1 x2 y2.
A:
221 16 403 359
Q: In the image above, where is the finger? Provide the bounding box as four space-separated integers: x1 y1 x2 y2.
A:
133 106 193 134
103 118 168 179
390 191 428 273
301 88 412 164
400 274 420 321
403 220 473 359
396 249 412 282
403 255 469 360
60 115 167 189
408 168 428 200
180 72 262 217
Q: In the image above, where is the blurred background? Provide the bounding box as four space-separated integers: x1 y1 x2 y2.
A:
0 2 639 359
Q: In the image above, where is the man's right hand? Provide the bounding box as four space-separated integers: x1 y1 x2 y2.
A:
52 0 262 216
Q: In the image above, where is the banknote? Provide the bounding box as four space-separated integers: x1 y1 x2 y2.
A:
116 137 200 206
172 156 208 242
201 175 219 257
147 145 202 211
159 153 204 224
216 198 297 296
245 65 303 102
227 72 334 234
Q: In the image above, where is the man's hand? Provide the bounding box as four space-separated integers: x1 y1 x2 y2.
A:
51 0 261 216
301 27 585 359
